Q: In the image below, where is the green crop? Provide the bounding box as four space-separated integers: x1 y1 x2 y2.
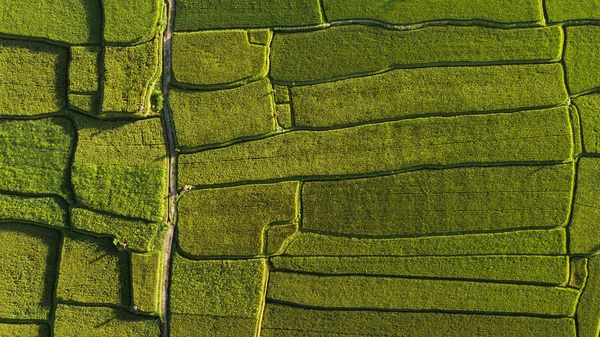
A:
172 30 269 87
0 223 59 320
54 304 161 336
57 232 130 306
564 26 600 94
321 0 543 25
178 182 298 257
69 46 100 93
291 63 568 127
71 207 163 252
284 228 567 256
573 93 600 153
302 164 573 236
270 255 569 284
171 313 258 337
0 0 101 44
0 39 67 116
0 324 50 337
131 251 163 313
0 194 67 228
178 107 572 186
265 223 298 255
568 158 600 254
262 303 576 337
69 94 101 115
102 0 162 44
267 272 580 315
546 0 600 22
570 257 588 289
576 255 600 337
271 25 562 83
174 0 323 31
171 79 274 148
0 117 74 199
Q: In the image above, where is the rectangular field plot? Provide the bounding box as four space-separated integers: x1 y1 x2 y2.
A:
574 93 600 154
0 194 67 228
102 0 163 44
302 164 573 236
284 228 567 256
563 26 600 94
262 303 576 337
171 313 258 337
267 272 579 316
0 324 50 337
270 255 569 285
178 107 572 186
174 0 323 31
69 46 101 93
0 223 60 320
131 252 162 313
0 117 75 199
177 182 298 256
0 39 67 116
568 158 600 254
291 63 568 127
271 25 562 83
321 0 543 25
546 0 600 22
576 255 600 337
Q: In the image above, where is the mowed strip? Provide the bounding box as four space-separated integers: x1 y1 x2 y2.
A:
291 63 567 127
261 303 576 337
271 25 562 83
178 107 573 186
266 272 579 316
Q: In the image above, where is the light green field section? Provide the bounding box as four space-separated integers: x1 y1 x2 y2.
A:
172 30 270 87
573 93 600 153
321 0 543 25
262 303 576 337
102 0 162 44
267 272 579 316
270 255 569 285
54 304 161 337
71 207 163 252
57 233 130 306
569 158 600 254
171 79 274 148
69 46 100 93
0 324 50 337
0 117 75 199
291 63 568 127
178 182 298 257
284 228 567 256
0 223 59 320
70 113 168 222
131 251 162 313
68 93 101 115
302 164 573 236
102 38 162 116
0 0 101 44
178 107 572 186
564 26 600 94
0 194 67 228
0 39 67 116
174 0 323 31
576 255 600 337
546 0 600 22
271 26 562 83
171 313 258 337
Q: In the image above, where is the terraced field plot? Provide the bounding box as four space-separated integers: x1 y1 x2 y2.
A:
5 0 600 336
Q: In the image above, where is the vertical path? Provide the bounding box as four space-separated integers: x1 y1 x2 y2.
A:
160 0 176 335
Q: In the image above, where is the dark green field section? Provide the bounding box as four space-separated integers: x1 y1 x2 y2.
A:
171 79 275 148
174 0 323 31
261 303 577 337
177 182 298 257
267 272 580 315
178 107 572 186
0 223 59 320
570 257 588 289
291 64 568 127
270 255 569 285
68 46 101 93
270 25 562 83
321 0 543 25
574 93 600 154
302 164 573 236
131 251 163 313
563 26 600 95
0 323 50 337
576 255 600 337
0 39 67 116
102 0 163 44
53 304 160 337
284 228 567 256
0 117 75 199
172 30 270 87
0 194 67 228
568 158 600 254
546 0 600 22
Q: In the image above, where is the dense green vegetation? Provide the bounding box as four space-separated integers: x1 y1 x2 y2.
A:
171 79 274 148
271 26 562 83
576 255 600 337
574 93 600 153
265 223 298 255
172 30 269 87
0 223 59 320
0 194 67 228
569 158 600 254
178 108 572 186
131 251 163 313
102 0 162 44
174 0 323 31
570 257 589 289
546 0 600 22
69 46 100 93
0 324 50 337
563 26 600 94
291 64 568 127
68 93 101 115
171 313 258 337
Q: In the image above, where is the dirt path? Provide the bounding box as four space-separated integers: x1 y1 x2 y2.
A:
160 0 176 335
